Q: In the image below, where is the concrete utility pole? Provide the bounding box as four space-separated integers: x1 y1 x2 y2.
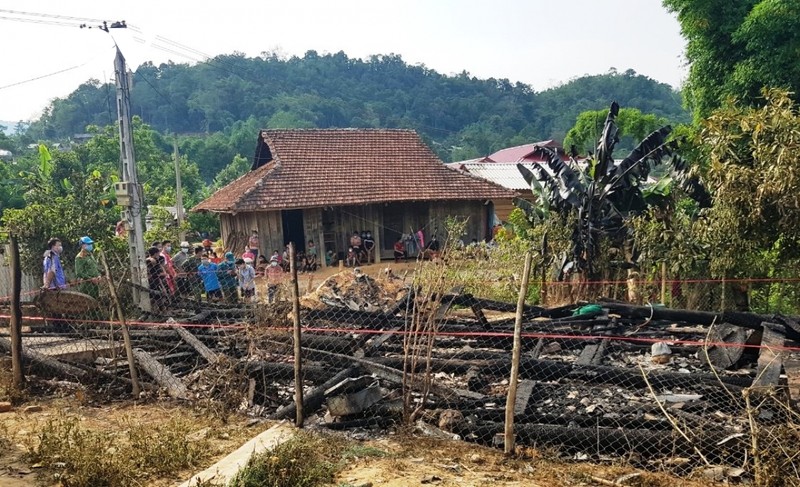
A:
173 137 186 241
114 47 151 311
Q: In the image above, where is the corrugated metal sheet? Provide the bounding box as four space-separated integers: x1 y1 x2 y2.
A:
447 162 536 190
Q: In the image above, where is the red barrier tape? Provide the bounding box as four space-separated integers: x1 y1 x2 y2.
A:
2 314 799 353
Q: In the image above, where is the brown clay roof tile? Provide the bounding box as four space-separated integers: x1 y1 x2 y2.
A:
193 128 517 213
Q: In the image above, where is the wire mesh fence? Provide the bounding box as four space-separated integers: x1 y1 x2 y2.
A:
2 253 800 484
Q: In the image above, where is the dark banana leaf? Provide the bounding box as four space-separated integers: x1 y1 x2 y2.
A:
517 147 584 211
594 101 620 181
603 125 673 196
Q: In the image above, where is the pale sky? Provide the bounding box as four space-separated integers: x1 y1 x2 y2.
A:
0 0 687 122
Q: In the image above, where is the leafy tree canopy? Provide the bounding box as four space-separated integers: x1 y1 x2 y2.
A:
664 0 800 120
699 89 800 274
564 107 669 156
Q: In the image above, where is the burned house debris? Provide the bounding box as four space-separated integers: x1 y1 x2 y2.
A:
4 269 798 477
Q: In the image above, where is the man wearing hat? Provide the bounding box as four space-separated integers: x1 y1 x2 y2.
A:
217 251 239 303
74 236 100 298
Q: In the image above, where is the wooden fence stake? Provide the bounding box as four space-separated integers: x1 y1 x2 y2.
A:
505 251 533 455
289 242 304 427
9 235 25 389
99 250 141 397
661 261 667 305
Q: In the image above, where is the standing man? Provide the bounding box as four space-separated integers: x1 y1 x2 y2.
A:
350 232 362 260
42 238 67 290
248 229 260 261
182 246 204 301
74 236 100 298
266 256 283 304
236 258 256 303
217 252 239 303
197 254 222 302
146 246 168 311
363 231 375 265
172 241 190 295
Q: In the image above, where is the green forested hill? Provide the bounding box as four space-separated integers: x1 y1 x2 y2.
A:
27 51 688 179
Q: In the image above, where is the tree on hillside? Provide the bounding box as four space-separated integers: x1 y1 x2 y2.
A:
664 0 800 120
564 107 669 157
23 52 688 170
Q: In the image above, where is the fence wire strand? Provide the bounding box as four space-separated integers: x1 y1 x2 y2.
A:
2 251 800 484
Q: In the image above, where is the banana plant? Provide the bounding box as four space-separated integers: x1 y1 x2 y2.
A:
517 102 708 279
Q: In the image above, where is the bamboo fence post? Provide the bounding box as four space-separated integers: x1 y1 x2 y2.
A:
9 235 25 389
289 242 304 427
661 261 667 305
504 251 533 455
99 250 141 397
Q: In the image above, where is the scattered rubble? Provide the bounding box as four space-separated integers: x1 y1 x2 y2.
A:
4 271 800 474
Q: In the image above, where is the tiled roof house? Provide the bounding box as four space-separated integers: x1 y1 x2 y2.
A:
193 128 516 263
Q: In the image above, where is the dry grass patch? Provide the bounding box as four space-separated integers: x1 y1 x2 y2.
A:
28 414 210 487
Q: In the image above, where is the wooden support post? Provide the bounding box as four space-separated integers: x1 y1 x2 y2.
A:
660 261 667 305
9 235 24 389
289 242 304 427
505 251 533 455
318 229 327 269
99 250 141 397
372 208 381 264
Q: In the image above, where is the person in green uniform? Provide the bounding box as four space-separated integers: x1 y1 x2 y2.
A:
74 236 100 298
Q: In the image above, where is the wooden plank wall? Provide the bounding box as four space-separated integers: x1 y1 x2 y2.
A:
493 198 516 223
220 212 283 257
428 200 487 243
219 199 489 261
332 205 371 259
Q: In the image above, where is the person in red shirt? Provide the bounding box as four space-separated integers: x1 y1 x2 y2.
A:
394 237 407 263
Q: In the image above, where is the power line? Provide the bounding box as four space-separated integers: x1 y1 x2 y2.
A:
0 8 108 23
0 15 83 27
0 62 89 90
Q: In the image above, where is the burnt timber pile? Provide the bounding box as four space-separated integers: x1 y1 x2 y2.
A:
7 271 800 469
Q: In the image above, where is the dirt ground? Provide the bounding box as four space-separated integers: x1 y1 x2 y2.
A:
1 397 728 487
266 260 419 294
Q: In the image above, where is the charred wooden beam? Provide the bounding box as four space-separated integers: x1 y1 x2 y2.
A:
600 301 800 341
239 360 337 382
172 325 220 363
132 348 188 399
454 419 746 463
270 366 362 420
753 322 785 387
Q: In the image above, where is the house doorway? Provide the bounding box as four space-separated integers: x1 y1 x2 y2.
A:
281 209 305 252
383 205 404 251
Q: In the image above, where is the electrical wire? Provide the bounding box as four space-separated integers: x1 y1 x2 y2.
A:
0 62 89 90
0 8 108 23
0 15 83 27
